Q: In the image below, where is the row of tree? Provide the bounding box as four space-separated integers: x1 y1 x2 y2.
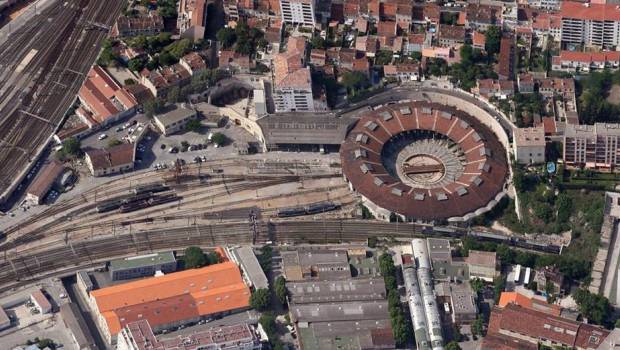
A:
379 253 413 347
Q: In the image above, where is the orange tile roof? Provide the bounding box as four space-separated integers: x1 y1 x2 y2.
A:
561 1 620 22
79 66 137 124
91 262 250 335
498 292 561 316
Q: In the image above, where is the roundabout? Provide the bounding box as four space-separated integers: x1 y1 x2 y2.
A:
340 98 509 222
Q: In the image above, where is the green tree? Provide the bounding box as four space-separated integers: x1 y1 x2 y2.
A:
124 78 137 85
341 71 369 95
144 98 164 118
470 278 484 294
185 119 202 132
573 289 612 327
311 36 326 49
57 137 82 160
249 288 270 311
259 312 277 338
211 132 226 146
471 316 484 336
275 276 288 305
183 246 206 268
205 251 221 265
128 58 146 72
375 50 393 65
167 86 180 104
445 341 462 350
164 39 192 60
217 27 237 48
493 276 506 303
485 26 501 57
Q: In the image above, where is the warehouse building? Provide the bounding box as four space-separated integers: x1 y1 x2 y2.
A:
227 246 269 290
31 289 52 314
109 252 177 281
466 250 499 282
89 262 250 344
281 249 350 281
84 143 134 177
26 160 65 204
153 104 198 136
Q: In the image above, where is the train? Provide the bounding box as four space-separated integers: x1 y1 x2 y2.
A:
119 194 180 213
277 202 340 218
133 183 169 195
468 230 562 254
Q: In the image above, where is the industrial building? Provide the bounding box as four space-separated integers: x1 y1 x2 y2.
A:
109 251 177 281
448 283 477 324
25 160 65 204
117 319 262 350
466 250 500 282
31 289 52 314
153 104 199 136
227 246 269 290
402 265 431 350
281 249 351 281
89 262 250 343
411 239 445 350
84 143 135 177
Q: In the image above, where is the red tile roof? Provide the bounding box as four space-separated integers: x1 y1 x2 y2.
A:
79 66 138 124
559 50 620 63
85 143 134 171
561 1 620 22
27 160 65 201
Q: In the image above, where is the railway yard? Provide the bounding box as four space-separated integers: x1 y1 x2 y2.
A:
0 0 125 205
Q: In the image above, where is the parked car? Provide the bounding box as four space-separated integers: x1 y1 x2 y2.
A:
98 134 107 140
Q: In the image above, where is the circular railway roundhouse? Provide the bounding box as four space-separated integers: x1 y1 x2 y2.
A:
340 99 509 222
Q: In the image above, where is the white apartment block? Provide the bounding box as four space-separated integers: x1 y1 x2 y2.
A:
560 2 620 50
280 0 316 26
274 85 314 112
513 126 546 165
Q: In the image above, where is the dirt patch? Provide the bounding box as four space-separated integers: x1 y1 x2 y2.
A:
606 84 620 105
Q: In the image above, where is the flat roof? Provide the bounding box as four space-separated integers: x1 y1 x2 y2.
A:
258 113 356 145
287 278 385 304
291 300 390 323
154 104 196 126
450 283 477 315
427 238 452 263
232 246 269 290
109 251 176 271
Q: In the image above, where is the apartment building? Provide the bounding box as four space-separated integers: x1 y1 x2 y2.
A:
112 11 164 38
513 126 546 165
564 123 620 169
280 0 315 26
560 1 620 50
552 50 620 73
273 37 314 112
177 0 207 39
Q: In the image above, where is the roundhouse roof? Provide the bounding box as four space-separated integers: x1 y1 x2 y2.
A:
340 101 508 220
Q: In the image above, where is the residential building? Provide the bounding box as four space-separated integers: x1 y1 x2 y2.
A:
437 24 466 47
472 31 486 50
273 37 314 112
31 289 52 314
517 73 535 94
514 126 546 165
473 79 514 99
153 104 199 136
466 250 499 282
487 303 610 350
112 12 164 38
84 143 135 177
498 34 515 80
227 246 269 290
563 123 620 169
179 52 207 76
117 319 262 350
405 33 425 54
177 0 207 40
109 252 177 281
89 262 251 343
218 50 254 73
281 249 350 281
383 64 421 81
26 160 65 204
552 51 620 73
60 303 98 350
140 64 192 98
465 4 501 30
279 0 315 26
560 1 620 50
78 66 138 127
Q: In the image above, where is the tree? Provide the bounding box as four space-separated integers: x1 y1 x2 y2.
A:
107 139 123 148
446 341 462 350
375 50 393 65
210 132 226 146
573 289 612 327
217 27 237 48
124 78 137 85
259 312 277 338
249 288 270 311
470 278 484 294
185 119 202 132
128 58 146 72
275 276 288 305
57 137 82 160
311 36 326 49
485 26 501 57
471 316 484 337
205 251 221 265
144 98 164 118
341 71 369 95
184 246 206 268
493 276 506 303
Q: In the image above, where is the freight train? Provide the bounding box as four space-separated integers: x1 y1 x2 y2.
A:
277 202 340 218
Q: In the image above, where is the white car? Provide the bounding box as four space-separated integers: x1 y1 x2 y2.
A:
98 134 107 140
